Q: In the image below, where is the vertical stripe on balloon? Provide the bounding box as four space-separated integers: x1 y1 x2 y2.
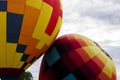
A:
0 1 7 11
18 5 40 45
6 43 17 67
12 52 23 68
0 12 7 67
45 0 62 35
7 12 23 43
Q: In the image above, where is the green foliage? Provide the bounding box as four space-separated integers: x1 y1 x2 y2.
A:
17 71 33 80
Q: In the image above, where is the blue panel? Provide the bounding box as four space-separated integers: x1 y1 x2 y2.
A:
21 54 29 61
16 44 27 53
7 12 23 43
63 73 77 80
0 1 7 11
46 47 61 66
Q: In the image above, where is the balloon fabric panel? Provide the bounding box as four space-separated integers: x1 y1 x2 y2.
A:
7 12 23 43
7 0 25 14
0 0 62 78
0 12 6 67
26 0 42 9
0 1 7 11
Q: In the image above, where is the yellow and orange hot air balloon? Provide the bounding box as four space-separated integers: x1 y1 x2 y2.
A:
0 0 62 79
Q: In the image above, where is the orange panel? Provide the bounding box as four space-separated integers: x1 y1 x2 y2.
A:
18 34 31 45
26 54 34 63
19 6 40 44
32 48 42 57
26 44 49 63
39 44 49 54
25 38 39 54
33 44 49 57
76 48 90 62
7 0 26 14
8 0 25 3
20 6 40 35
26 49 41 63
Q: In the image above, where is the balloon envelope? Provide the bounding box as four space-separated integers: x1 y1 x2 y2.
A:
40 34 116 80
0 0 62 79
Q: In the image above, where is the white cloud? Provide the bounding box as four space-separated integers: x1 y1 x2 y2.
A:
62 0 120 25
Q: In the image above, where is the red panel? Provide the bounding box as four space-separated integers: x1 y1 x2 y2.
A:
76 48 91 62
61 54 78 72
92 56 104 70
45 0 62 35
111 73 116 80
43 0 54 6
0 68 24 76
68 50 85 67
98 72 111 80
86 59 101 76
76 38 88 47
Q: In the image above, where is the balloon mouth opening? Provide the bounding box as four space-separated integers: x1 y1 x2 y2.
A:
0 68 24 78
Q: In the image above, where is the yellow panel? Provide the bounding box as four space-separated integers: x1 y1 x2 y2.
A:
75 35 96 46
0 12 6 33
36 40 45 49
112 62 116 74
17 61 24 68
90 46 101 54
0 12 6 67
40 33 50 45
12 52 23 68
86 40 96 46
6 43 17 68
32 2 53 39
103 58 112 78
36 17 62 49
83 46 101 58
0 44 6 67
26 0 42 9
97 52 107 64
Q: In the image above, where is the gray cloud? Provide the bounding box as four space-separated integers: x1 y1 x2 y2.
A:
80 7 120 25
112 0 120 4
101 45 120 62
63 0 120 25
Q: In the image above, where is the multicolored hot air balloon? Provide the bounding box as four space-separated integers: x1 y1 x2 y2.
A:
0 0 62 79
40 34 116 80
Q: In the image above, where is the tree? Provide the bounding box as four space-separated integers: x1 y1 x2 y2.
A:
17 71 33 80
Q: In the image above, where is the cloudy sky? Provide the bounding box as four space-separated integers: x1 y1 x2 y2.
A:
27 0 120 80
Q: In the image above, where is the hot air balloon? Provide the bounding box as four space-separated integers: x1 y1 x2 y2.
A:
39 34 116 80
0 0 62 79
